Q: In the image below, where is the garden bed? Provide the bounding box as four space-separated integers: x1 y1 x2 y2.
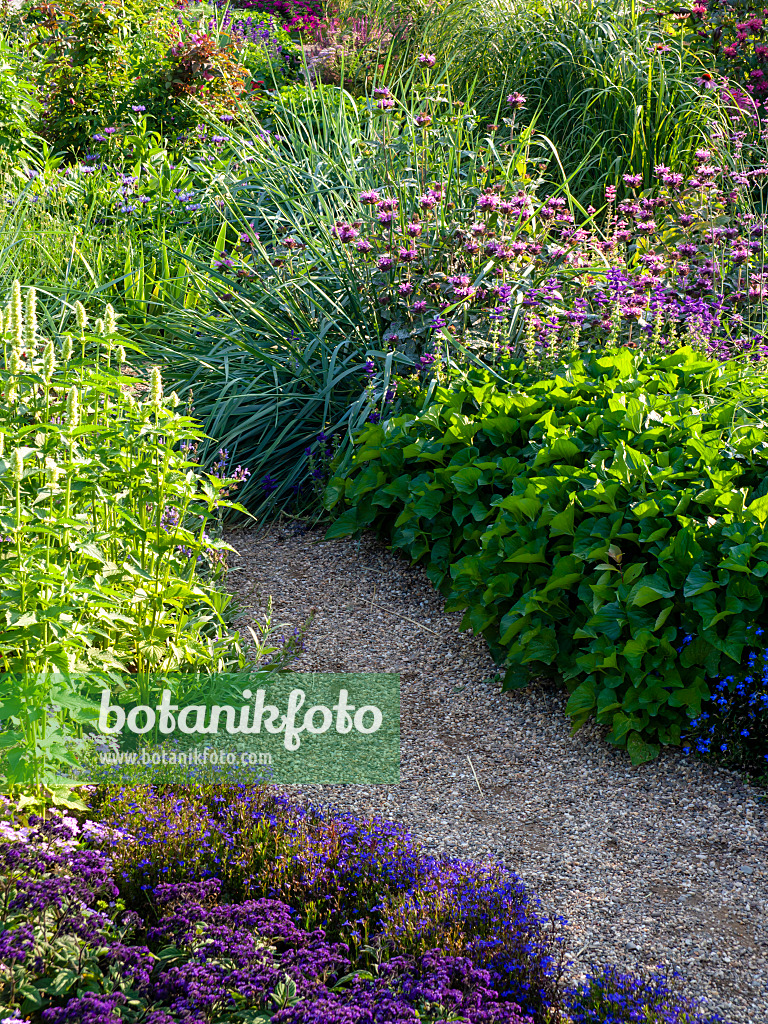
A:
1 0 768 1019
226 524 768 1024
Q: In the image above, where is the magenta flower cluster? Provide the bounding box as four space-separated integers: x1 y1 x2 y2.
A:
689 1 768 116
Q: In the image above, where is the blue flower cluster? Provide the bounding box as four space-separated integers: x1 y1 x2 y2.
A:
566 963 723 1024
682 627 768 782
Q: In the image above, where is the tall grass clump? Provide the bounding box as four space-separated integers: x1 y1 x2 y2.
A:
341 0 728 198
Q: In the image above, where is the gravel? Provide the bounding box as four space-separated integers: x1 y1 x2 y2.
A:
227 522 768 1024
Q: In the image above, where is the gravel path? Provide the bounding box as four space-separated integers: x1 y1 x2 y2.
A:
227 523 768 1024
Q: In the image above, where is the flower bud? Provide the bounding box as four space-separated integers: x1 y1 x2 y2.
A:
10 280 22 340
44 456 61 484
42 339 56 383
24 286 37 350
62 335 74 361
66 386 80 428
105 303 117 336
150 366 163 407
10 449 24 483
75 301 88 334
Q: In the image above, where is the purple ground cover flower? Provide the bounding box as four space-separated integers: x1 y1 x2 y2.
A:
0 795 723 1024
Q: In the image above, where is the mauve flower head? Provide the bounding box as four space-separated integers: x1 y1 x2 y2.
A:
333 222 359 242
103 127 118 135
417 53 436 66
506 92 526 108
377 97 395 109
415 113 432 126
131 105 146 112
359 189 380 204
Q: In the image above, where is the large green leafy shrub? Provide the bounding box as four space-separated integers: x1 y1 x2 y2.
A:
23 0 249 152
326 347 768 762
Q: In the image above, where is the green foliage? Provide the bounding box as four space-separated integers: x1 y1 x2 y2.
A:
26 0 164 151
352 0 726 196
22 0 249 152
0 281 251 796
0 33 39 155
325 346 768 761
